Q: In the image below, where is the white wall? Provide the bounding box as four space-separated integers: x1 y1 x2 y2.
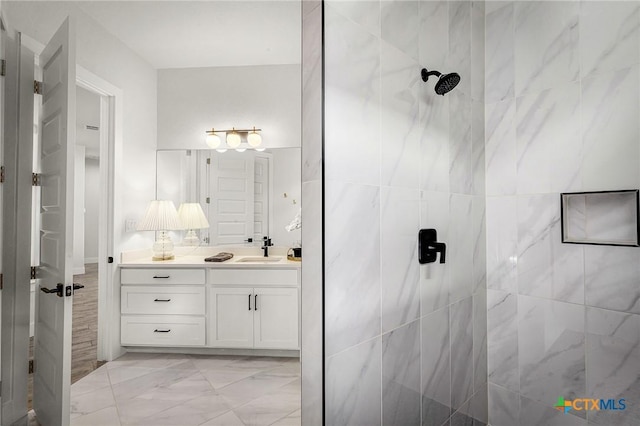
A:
157 64 301 150
84 158 99 262
271 148 301 248
3 1 159 256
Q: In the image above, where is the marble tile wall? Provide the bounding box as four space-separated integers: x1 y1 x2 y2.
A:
485 2 640 425
323 0 486 425
301 1 323 424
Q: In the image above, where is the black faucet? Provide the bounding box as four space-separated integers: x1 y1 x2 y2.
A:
262 236 273 257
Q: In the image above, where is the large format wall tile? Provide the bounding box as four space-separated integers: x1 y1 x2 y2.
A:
451 297 474 411
586 307 640 426
420 191 451 315
420 81 450 193
419 0 448 71
382 321 421 426
473 289 488 394
422 307 451 426
381 41 421 188
488 384 519 426
485 3 514 103
470 1 485 103
449 92 473 195
301 5 323 184
450 195 474 302
472 196 486 294
472 100 486 197
381 0 419 61
519 395 586 426
518 296 585 408
487 290 519 393
581 65 640 191
326 0 380 38
485 100 516 196
326 338 382 426
324 5 381 186
514 1 579 96
448 1 471 97
381 187 420 332
516 194 555 299
580 1 640 79
325 182 381 356
585 245 640 315
515 83 581 194
486 196 517 294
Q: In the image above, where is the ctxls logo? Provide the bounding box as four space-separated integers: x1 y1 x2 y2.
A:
554 397 626 414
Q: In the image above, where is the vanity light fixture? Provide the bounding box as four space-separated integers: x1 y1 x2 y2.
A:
177 202 210 246
137 200 183 260
204 127 263 150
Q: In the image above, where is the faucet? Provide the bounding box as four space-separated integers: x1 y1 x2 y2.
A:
262 236 273 257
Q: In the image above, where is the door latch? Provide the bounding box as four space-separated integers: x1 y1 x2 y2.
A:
40 283 64 297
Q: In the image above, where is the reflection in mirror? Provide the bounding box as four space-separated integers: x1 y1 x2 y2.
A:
157 148 301 248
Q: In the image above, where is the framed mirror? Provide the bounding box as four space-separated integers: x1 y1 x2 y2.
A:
156 148 301 248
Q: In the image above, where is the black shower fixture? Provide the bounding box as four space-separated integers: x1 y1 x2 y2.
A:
421 68 461 95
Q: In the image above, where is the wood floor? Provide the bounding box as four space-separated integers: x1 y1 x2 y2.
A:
28 263 103 409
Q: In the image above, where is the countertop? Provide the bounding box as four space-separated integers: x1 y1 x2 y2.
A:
120 246 302 269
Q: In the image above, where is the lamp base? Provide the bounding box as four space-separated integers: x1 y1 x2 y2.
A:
182 229 201 246
152 231 175 261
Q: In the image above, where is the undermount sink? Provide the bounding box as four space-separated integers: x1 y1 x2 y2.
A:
236 256 283 263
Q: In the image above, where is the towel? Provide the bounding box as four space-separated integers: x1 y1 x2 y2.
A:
204 252 234 262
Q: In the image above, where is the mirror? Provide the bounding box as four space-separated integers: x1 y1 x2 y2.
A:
157 148 301 248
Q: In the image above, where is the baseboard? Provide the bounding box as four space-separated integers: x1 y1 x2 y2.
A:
74 266 86 275
84 257 99 264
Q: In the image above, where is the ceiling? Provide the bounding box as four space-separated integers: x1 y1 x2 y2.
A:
76 1 301 69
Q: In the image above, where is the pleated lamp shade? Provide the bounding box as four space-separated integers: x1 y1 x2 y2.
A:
137 200 183 231
177 203 210 229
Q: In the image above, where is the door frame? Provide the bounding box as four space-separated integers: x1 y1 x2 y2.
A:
75 66 123 361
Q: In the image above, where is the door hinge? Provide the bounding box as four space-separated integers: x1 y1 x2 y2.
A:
0 165 4 183
34 80 43 95
29 360 34 374
0 59 5 77
206 158 211 165
30 266 38 280
205 197 210 204
32 173 41 186
0 273 3 290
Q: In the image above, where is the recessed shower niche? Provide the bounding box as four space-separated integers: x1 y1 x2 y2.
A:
561 190 640 247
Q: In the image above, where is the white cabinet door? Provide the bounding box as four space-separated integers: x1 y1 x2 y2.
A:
209 287 253 348
253 288 298 349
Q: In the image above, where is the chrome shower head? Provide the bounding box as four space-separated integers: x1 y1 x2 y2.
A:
421 68 461 95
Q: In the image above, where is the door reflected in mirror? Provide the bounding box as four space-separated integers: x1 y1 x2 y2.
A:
156 148 301 248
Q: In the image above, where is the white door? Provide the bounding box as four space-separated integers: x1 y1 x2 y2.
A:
253 287 298 349
33 17 76 426
209 287 253 348
253 156 269 241
209 151 255 245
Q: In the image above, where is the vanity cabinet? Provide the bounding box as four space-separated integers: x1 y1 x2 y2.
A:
208 268 299 350
120 263 300 352
120 268 206 346
209 286 298 349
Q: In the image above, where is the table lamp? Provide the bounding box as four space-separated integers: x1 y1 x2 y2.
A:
177 202 210 246
137 200 183 260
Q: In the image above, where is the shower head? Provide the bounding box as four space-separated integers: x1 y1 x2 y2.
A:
421 68 461 95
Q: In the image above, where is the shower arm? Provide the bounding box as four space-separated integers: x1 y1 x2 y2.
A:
421 69 442 82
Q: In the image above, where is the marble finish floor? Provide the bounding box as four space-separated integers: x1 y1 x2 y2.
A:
44 352 300 426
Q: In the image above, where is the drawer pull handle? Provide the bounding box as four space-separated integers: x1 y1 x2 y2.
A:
248 294 251 310
154 329 171 333
255 294 258 311
154 298 171 302
153 275 170 279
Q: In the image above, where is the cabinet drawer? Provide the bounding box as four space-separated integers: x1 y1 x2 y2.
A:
121 286 205 315
121 268 205 285
208 269 298 286
121 315 205 346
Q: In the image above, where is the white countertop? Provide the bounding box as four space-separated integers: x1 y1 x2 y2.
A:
120 246 301 269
